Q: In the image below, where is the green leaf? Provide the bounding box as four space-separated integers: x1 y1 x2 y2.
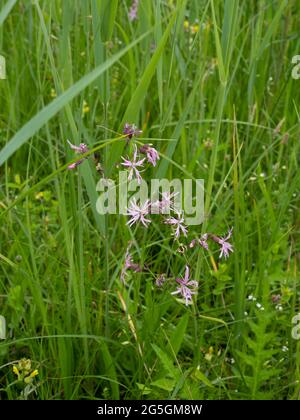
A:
168 313 189 356
152 344 178 378
193 369 214 388
151 377 176 392
0 0 17 26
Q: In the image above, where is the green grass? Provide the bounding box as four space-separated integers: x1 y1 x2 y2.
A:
0 0 299 400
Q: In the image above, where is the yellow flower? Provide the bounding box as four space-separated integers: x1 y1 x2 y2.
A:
82 100 90 117
191 24 199 34
30 369 39 378
50 88 57 98
24 370 39 384
12 365 19 376
19 358 31 373
205 346 214 362
35 191 44 200
183 20 189 31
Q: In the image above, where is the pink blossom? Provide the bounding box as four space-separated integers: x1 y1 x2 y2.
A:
127 198 151 227
139 144 160 167
123 123 142 139
67 139 89 170
151 191 178 214
67 139 89 154
128 0 139 21
121 144 145 184
171 266 198 306
164 211 188 238
189 234 209 250
155 274 166 287
210 228 234 259
121 242 142 283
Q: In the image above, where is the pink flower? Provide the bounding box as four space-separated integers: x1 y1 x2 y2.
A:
171 266 198 306
68 159 85 170
128 0 139 21
123 123 142 139
67 139 89 170
210 228 234 259
164 211 188 238
160 192 178 212
121 144 145 184
189 234 209 250
127 198 151 227
139 144 160 167
155 274 166 287
67 139 88 154
121 242 142 283
151 191 178 214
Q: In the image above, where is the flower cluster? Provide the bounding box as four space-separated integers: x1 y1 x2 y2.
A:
12 359 39 384
66 123 234 309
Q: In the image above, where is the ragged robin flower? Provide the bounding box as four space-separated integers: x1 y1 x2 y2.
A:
67 139 89 170
123 123 143 140
171 266 198 306
164 211 188 238
128 0 139 21
121 144 145 184
126 198 151 227
210 228 234 259
139 144 160 167
120 242 142 283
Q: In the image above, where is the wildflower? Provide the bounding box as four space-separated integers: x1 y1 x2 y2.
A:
176 244 187 254
12 358 38 384
171 266 198 306
121 242 142 283
282 346 288 352
67 139 89 170
156 274 166 287
152 191 178 214
67 139 88 154
205 346 214 362
50 88 57 98
24 369 39 384
68 160 85 170
164 211 188 238
271 294 281 303
123 123 142 139
199 234 209 250
256 303 264 311
210 228 234 259
13 365 20 380
126 198 151 227
189 234 209 250
128 0 139 21
183 19 189 31
190 22 200 34
82 100 90 117
121 144 145 184
139 144 160 167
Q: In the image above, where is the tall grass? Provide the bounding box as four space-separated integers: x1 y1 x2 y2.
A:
0 0 299 400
